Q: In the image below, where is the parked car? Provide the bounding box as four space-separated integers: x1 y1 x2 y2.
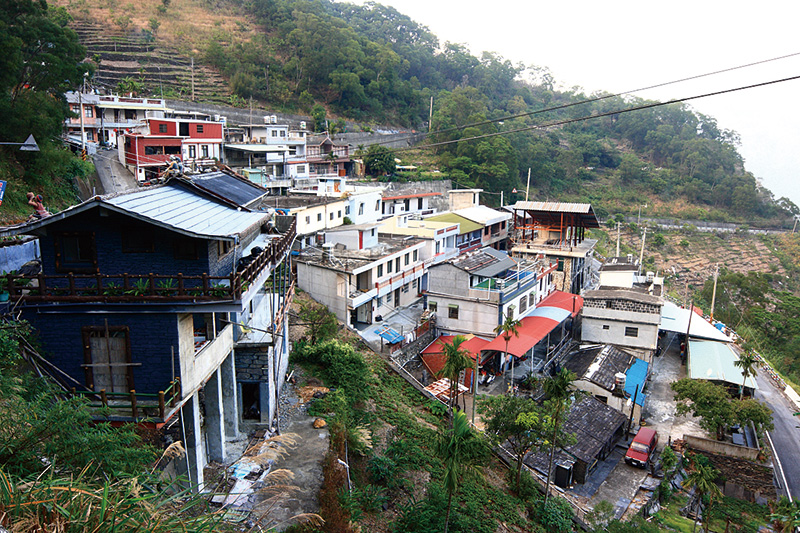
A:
625 427 658 468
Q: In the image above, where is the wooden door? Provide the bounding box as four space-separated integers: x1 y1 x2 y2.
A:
82 325 133 393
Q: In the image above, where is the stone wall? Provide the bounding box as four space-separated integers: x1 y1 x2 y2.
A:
584 298 661 315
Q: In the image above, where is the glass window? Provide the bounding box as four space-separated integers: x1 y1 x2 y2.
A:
55 232 96 273
358 203 364 215
429 301 437 312
158 124 167 133
305 216 310 224
404 253 409 265
625 327 639 337
395 258 400 271
377 264 383 277
196 124 204 133
448 305 459 319
330 212 334 220
387 261 393 273
84 107 93 118
188 145 196 158
317 213 322 221
201 145 209 158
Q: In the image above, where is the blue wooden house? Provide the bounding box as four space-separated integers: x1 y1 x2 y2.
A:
3 179 296 488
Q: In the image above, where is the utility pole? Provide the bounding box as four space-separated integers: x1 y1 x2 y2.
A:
793 216 798 234
78 91 86 151
428 96 433 132
710 264 719 321
615 222 621 257
525 168 531 201
638 227 647 274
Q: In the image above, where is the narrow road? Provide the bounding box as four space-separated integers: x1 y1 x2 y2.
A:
91 148 138 195
754 369 800 500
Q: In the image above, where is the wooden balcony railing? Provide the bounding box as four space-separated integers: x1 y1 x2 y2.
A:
4 219 296 304
69 377 181 422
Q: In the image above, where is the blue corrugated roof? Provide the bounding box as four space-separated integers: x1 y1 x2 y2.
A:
625 358 648 406
374 325 404 344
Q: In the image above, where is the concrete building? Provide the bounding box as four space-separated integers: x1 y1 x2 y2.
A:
1 180 296 489
65 92 168 149
453 205 511 250
509 201 600 294
598 255 664 296
260 194 349 249
295 231 426 328
426 248 556 338
378 214 460 267
581 289 663 362
381 190 441 218
222 121 309 187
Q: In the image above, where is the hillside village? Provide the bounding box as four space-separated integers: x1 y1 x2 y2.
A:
1 87 799 532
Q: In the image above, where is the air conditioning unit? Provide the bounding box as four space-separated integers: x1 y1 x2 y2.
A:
263 116 270 124
300 121 307 130
271 115 278 124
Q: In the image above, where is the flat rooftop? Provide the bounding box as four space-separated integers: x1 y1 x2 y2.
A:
295 236 423 271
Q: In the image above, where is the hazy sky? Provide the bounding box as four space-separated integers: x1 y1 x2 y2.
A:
346 0 800 208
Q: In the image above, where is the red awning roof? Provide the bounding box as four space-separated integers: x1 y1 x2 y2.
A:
482 290 582 358
538 290 583 317
421 334 490 361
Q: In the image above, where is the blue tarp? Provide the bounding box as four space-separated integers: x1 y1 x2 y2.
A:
625 358 648 406
374 325 404 344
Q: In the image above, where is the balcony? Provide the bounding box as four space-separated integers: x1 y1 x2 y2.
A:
67 377 182 426
5 220 296 304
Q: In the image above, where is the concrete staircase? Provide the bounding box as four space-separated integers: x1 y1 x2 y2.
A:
70 21 230 103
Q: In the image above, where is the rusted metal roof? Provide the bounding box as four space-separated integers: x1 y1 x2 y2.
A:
511 201 593 213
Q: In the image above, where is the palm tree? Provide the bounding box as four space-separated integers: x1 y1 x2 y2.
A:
682 459 722 533
438 335 472 416
734 349 760 400
437 410 483 533
494 310 521 394
543 367 576 507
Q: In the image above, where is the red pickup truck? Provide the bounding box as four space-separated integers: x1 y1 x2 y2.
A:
625 427 658 468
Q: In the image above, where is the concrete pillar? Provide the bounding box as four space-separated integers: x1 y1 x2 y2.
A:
204 367 226 463
180 393 205 489
221 351 239 440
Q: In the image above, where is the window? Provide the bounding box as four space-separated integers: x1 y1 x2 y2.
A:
218 240 233 257
435 241 441 254
395 258 400 271
305 215 311 224
345 205 350 215
501 221 506 229
144 146 164 155
297 165 306 174
174 238 199 260
330 212 334 220
557 258 565 272
271 130 278 137
280 130 286 137
529 293 535 306
402 283 409 293
201 145 209 158
418 198 423 209
196 124 204 133
413 250 418 262
387 261 393 273
358 203 364 215
82 326 132 393
387 292 392 303
429 301 438 312
376 296 382 307
519 297 528 313
507 306 515 318
603 325 610 330
317 213 322 222
625 327 639 337
84 107 93 118
158 124 168 133
55 232 96 273
404 253 409 265
375 200 380 211
338 210 342 218
188 145 196 159
86 130 95 141
377 264 383 277
412 279 418 289
484 227 490 236
121 230 154 253
370 228 375 237
448 305 459 319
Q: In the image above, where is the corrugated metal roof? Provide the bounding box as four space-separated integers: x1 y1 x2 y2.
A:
511 201 593 213
454 205 511 225
105 185 267 239
688 339 758 389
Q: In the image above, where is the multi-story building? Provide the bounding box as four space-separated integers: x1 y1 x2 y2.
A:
295 228 426 327
425 248 556 338
222 120 309 186
509 201 600 294
378 214 460 267
65 92 168 150
1 180 296 489
120 115 225 183
381 190 441 218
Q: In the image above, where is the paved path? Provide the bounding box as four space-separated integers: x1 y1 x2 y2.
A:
753 369 800 500
91 148 138 195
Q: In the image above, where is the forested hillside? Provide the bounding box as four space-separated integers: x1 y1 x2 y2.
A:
51 0 797 225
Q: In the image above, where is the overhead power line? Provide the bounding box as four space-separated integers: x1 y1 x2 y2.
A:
367 51 800 149
394 73 800 153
